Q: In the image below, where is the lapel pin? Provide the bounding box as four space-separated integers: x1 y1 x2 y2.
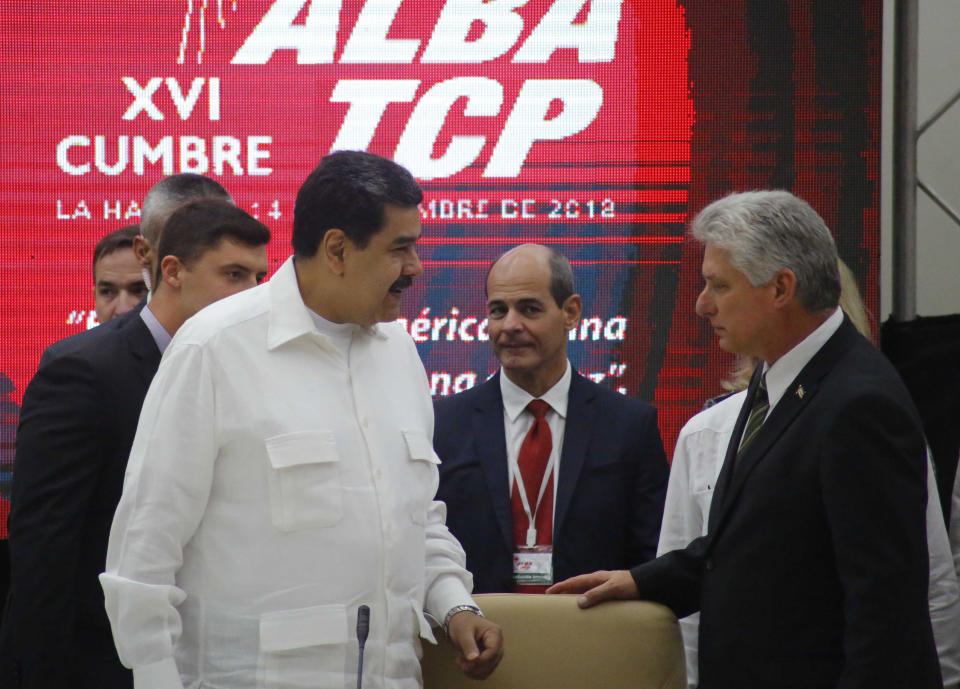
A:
796 385 805 399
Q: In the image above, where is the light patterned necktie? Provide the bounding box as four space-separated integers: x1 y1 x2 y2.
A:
738 374 769 456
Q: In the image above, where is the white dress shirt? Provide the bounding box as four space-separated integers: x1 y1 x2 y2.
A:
100 256 476 689
500 363 571 523
659 387 960 688
762 307 842 414
139 303 172 354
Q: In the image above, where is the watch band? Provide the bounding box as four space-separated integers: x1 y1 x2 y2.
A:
442 604 484 634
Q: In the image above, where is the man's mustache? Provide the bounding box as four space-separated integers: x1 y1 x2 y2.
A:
496 335 533 346
390 275 414 291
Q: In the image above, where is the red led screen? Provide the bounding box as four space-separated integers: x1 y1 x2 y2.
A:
0 0 881 535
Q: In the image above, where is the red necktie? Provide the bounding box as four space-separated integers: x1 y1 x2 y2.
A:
511 400 553 593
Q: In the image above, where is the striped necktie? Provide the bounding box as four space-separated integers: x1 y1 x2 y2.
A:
738 374 769 456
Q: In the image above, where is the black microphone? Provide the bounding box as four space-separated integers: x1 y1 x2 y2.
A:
356 605 370 689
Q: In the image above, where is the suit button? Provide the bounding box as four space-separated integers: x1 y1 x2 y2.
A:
705 558 714 571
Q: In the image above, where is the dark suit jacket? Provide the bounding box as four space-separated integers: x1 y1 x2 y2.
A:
434 370 668 593
631 318 941 689
0 304 160 689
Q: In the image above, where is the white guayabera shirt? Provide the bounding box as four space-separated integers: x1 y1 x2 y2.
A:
100 257 475 689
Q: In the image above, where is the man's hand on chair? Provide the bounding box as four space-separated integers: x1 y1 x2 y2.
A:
546 570 639 608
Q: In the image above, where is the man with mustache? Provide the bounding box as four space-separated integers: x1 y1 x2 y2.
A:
100 151 502 689
433 244 669 593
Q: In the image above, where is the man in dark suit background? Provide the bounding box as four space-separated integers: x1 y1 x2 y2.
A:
41 174 234 366
551 191 941 689
0 195 270 689
91 225 149 325
132 173 233 295
434 244 668 593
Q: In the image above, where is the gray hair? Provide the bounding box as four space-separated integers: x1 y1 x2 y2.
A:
691 190 840 312
140 174 232 246
546 249 575 307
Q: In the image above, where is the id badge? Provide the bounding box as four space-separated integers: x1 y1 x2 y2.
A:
513 545 553 586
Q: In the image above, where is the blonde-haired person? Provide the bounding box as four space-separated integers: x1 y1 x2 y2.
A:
658 259 960 689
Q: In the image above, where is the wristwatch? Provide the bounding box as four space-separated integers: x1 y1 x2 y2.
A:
442 604 484 634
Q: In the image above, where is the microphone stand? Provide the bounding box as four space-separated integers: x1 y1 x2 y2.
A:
356 605 370 689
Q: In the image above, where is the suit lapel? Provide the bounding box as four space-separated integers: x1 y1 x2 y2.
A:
707 318 861 541
120 311 162 388
472 373 514 554
706 366 761 531
713 378 819 530
554 370 596 540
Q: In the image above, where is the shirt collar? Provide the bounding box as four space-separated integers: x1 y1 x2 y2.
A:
764 307 843 411
267 256 385 350
140 303 173 354
499 361 572 422
306 308 356 355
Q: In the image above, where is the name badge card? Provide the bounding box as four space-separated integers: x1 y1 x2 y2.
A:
513 545 553 586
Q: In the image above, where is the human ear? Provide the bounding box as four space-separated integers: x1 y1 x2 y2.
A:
322 229 347 276
771 269 797 307
132 235 152 268
159 255 184 289
562 293 583 330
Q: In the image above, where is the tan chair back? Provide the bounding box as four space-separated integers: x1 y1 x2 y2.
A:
421 594 686 689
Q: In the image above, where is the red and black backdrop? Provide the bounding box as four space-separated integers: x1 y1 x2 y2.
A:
0 0 881 535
